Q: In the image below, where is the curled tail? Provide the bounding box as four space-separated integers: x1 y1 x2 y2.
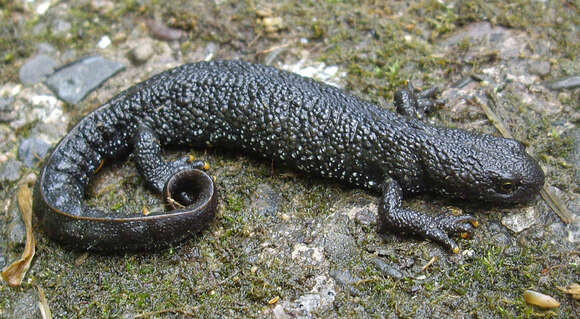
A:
34 104 217 252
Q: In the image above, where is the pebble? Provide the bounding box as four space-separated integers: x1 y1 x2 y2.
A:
527 60 551 76
128 41 155 65
544 75 580 90
45 56 125 104
51 19 72 35
372 257 404 279
18 54 59 85
321 231 356 264
354 207 376 226
249 183 280 217
6 199 26 246
271 304 290 319
567 128 580 184
0 96 16 122
565 197 580 243
18 137 51 167
97 35 112 49
487 222 513 248
0 159 22 183
293 275 335 314
329 268 361 296
501 207 538 233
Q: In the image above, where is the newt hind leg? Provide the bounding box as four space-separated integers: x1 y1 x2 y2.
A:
394 83 443 120
133 123 211 209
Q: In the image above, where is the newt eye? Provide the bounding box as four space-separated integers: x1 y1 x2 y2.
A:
499 181 515 194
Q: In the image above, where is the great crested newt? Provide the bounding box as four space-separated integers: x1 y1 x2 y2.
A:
34 60 545 252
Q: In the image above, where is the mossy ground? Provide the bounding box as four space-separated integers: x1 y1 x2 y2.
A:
1 1 578 318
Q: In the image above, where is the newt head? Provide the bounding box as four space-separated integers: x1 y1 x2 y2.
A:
421 128 545 204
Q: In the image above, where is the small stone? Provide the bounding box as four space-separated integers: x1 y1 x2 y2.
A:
249 183 280 217
528 61 551 76
0 83 22 97
501 207 538 233
272 305 290 319
0 159 22 182
293 275 335 314
545 75 580 90
128 42 155 65
18 137 51 167
51 19 72 35
329 268 362 296
97 35 112 49
45 56 125 104
565 128 580 183
354 207 376 225
91 0 115 13
35 0 51 14
566 197 580 243
0 96 16 122
202 42 218 61
372 257 404 279
18 54 59 85
6 199 26 246
321 232 356 263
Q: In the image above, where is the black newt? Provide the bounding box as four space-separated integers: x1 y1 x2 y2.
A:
33 60 545 252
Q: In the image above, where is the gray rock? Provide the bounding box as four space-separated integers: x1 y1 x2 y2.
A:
45 56 125 104
272 304 290 319
527 61 551 76
354 206 375 226
293 276 335 315
321 232 356 264
51 19 72 35
501 207 539 233
314 212 357 264
487 222 513 248
0 96 16 122
0 246 5 268
0 159 22 182
544 75 580 90
566 197 580 244
565 128 579 183
128 42 155 65
372 257 404 279
18 137 51 167
439 22 524 59
441 22 508 46
329 268 361 295
6 199 26 246
329 268 357 286
203 42 218 60
249 183 280 216
19 54 59 85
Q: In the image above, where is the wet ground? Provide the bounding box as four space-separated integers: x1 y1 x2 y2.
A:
0 1 578 318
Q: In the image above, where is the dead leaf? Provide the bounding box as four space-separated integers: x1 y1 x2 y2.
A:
557 283 580 300
36 285 52 319
1 185 36 287
523 289 560 309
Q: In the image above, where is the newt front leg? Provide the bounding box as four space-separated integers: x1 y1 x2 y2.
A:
377 178 477 253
